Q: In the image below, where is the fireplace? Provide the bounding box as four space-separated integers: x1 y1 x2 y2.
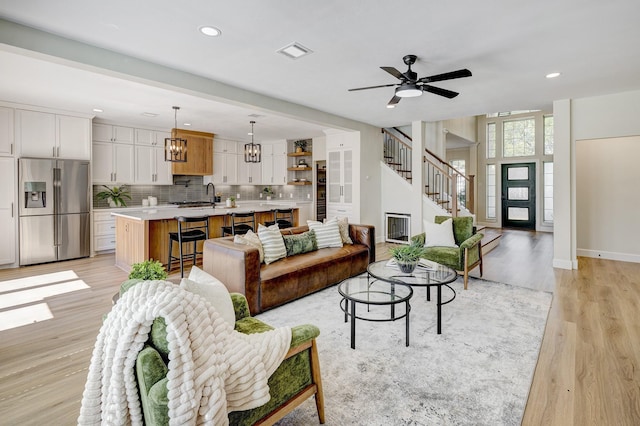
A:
385 213 411 244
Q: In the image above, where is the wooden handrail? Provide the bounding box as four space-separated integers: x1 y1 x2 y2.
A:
424 146 472 185
382 128 412 150
392 127 412 142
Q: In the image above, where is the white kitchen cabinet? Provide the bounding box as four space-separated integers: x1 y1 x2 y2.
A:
92 141 134 184
0 157 16 265
16 110 90 159
326 137 356 222
135 128 170 147
205 139 238 185
238 161 261 185
93 123 134 144
261 141 288 185
0 107 14 156
93 211 116 252
135 145 172 185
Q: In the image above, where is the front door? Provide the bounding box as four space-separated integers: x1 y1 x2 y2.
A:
501 163 536 229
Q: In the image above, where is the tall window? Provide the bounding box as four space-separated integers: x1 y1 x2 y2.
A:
486 164 496 219
544 115 554 155
487 123 496 158
544 162 554 222
503 118 535 157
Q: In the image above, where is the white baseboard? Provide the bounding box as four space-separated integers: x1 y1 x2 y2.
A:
552 258 575 270
576 249 640 264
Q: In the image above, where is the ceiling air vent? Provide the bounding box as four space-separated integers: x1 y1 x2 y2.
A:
276 42 313 59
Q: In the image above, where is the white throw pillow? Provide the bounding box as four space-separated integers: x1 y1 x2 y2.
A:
423 218 458 248
180 266 236 326
307 219 343 248
234 230 265 263
257 223 287 264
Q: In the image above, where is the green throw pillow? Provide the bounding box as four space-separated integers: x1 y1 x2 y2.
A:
283 230 318 256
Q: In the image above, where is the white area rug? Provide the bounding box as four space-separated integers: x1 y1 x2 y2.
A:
256 277 552 426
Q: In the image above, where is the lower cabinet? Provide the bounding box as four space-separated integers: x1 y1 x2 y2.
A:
94 211 116 252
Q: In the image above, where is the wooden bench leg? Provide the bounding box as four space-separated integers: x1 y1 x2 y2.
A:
311 339 325 424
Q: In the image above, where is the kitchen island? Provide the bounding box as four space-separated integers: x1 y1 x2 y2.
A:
111 203 300 272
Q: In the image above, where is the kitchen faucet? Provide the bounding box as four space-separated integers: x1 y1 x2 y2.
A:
206 182 216 206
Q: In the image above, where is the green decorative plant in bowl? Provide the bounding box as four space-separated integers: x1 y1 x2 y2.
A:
389 241 427 273
294 139 308 152
96 184 131 207
263 186 274 200
128 259 168 280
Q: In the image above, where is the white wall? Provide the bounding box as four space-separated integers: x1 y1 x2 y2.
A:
554 89 640 268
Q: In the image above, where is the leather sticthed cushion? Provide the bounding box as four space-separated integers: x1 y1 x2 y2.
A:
283 230 318 256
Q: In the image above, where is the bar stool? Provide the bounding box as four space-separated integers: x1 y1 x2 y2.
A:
265 208 294 229
167 216 209 277
221 211 256 236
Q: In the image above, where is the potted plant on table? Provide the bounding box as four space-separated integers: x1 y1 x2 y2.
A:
128 259 168 280
388 241 427 273
263 186 274 200
96 184 131 207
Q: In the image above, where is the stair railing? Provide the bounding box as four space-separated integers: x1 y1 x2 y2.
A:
382 129 412 182
424 147 475 215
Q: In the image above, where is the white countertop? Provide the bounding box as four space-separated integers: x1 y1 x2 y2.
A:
109 202 302 221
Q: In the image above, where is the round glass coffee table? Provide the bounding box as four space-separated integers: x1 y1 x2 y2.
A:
368 259 457 334
338 274 413 349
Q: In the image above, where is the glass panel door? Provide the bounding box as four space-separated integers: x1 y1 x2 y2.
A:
501 163 536 229
343 150 352 204
327 151 341 203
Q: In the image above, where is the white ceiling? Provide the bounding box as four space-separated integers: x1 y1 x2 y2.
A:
1 0 640 142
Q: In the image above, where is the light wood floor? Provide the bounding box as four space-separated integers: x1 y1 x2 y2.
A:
0 230 639 425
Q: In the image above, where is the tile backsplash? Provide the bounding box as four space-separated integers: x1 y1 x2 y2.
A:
93 176 313 208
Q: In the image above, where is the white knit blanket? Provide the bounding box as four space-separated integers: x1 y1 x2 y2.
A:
78 280 291 426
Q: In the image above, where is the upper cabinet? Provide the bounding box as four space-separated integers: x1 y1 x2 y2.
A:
16 110 91 159
262 141 288 186
205 139 238 184
0 107 14 156
93 123 134 144
135 128 170 146
170 129 213 176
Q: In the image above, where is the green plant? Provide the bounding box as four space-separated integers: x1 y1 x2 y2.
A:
128 259 168 280
388 241 427 263
96 185 131 207
230 196 236 202
294 140 308 150
263 186 274 196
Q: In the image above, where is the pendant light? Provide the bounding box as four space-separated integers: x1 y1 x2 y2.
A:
164 106 188 162
244 120 261 163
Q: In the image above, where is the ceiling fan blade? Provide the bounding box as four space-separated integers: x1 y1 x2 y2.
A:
422 85 459 99
419 69 472 83
348 83 398 92
381 66 405 80
387 95 401 107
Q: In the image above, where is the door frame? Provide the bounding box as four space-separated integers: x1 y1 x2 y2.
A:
501 162 536 229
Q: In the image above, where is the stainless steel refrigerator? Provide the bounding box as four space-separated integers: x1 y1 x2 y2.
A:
18 158 90 265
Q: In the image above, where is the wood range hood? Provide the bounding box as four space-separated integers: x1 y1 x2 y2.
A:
170 128 213 176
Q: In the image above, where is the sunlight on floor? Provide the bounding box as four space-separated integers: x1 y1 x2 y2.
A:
0 270 90 331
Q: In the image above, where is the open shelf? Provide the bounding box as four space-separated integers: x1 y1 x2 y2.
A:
287 167 312 171
288 181 312 185
287 151 312 157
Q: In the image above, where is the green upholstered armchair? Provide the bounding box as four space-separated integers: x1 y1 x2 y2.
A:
411 215 483 290
136 293 325 425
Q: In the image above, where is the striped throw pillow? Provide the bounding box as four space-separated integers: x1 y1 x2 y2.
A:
307 219 343 249
257 223 287 264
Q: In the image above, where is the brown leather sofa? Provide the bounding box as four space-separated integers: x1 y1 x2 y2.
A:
203 224 375 314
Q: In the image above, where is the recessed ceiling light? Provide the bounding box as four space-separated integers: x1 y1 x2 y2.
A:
546 72 561 79
92 108 103 113
386 104 396 109
199 26 221 37
183 122 192 126
277 42 313 59
142 112 158 117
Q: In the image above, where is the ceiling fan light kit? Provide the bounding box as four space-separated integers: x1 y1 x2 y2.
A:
348 54 472 107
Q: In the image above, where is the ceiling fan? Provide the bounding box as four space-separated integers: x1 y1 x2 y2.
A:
348 54 472 108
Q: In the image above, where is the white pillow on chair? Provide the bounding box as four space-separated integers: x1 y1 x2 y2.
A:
423 218 458 248
180 266 236 326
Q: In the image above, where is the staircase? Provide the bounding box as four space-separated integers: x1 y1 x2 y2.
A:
382 128 475 217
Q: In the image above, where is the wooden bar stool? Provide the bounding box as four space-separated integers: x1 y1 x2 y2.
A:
266 208 294 229
221 211 256 236
167 216 209 277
